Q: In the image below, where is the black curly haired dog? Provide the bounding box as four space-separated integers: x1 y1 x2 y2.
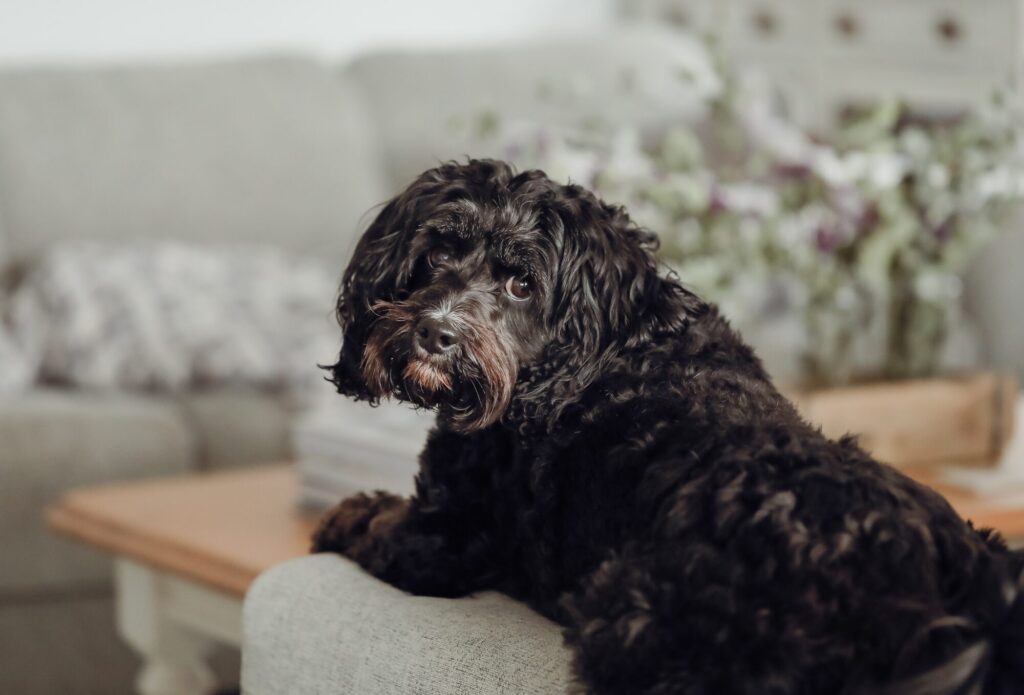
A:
313 159 1024 694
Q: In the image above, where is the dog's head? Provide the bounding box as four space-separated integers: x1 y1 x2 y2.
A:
328 159 699 432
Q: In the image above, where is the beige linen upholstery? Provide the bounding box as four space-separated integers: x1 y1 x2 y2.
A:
0 388 295 596
0 389 194 594
0 596 240 695
0 595 139 695
0 389 288 695
174 390 292 471
242 555 574 695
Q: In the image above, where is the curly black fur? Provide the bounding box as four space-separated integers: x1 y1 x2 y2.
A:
314 159 1024 694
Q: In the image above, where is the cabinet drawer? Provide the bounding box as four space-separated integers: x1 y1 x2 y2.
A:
653 0 814 53
824 0 1019 66
650 0 723 34
722 0 815 53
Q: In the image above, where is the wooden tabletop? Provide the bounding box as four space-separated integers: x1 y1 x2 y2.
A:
47 465 319 597
904 465 1024 540
47 463 1024 599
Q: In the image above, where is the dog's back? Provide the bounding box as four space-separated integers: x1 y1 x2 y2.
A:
879 538 1024 695
552 304 1024 695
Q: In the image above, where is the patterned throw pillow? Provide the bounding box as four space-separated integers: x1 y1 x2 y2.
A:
5 242 341 401
0 313 36 393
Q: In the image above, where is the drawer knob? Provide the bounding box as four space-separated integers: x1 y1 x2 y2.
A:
753 9 778 36
835 13 859 38
936 16 963 44
663 6 690 28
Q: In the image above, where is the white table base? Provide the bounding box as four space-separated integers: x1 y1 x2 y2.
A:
115 558 243 695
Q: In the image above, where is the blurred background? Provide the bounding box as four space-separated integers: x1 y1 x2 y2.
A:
2 1 1023 694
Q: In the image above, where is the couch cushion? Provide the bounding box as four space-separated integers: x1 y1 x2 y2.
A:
345 27 719 190
0 199 7 279
0 593 139 695
243 555 573 695
0 56 388 273
0 389 194 593
178 390 293 471
0 593 240 695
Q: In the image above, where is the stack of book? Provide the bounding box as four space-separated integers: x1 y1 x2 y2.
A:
294 398 435 510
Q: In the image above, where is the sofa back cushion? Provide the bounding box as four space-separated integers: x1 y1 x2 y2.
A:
345 28 719 191
0 56 388 274
0 199 7 276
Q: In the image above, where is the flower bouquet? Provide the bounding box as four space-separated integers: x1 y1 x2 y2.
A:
480 56 1023 466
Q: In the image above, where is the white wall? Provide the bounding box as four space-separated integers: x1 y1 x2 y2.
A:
0 0 617 65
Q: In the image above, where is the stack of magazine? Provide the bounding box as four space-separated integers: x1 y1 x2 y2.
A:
294 398 435 510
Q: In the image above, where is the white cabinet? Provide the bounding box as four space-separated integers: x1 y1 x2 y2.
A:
623 0 1024 128
822 1 1018 65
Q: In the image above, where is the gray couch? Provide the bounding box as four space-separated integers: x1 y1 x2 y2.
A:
1 27 1021 695
244 555 572 694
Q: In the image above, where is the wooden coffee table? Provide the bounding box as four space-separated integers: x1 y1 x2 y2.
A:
46 465 319 695
45 462 1024 695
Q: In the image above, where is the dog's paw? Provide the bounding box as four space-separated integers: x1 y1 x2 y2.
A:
310 492 406 555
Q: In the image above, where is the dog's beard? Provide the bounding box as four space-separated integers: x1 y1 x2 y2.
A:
402 359 452 394
360 300 517 431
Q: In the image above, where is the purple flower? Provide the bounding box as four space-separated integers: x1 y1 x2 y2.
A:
708 185 728 214
534 131 550 159
771 162 813 180
815 226 841 254
857 204 881 236
932 217 955 242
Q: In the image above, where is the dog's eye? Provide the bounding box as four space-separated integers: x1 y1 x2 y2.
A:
505 275 532 301
427 247 454 268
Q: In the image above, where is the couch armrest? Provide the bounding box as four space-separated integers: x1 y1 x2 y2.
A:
242 555 572 695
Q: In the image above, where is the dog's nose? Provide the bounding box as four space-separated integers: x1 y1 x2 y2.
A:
415 316 460 355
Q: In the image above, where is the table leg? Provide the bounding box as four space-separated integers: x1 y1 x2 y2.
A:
115 559 217 695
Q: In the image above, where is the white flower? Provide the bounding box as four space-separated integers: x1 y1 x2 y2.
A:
812 150 853 186
777 205 828 248
899 128 932 160
718 182 780 217
975 165 1024 201
663 172 713 212
813 149 906 189
926 163 950 189
914 271 963 302
736 73 816 163
866 152 907 188
605 128 657 181
543 140 604 188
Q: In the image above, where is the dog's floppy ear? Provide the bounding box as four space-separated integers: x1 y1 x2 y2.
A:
327 174 438 400
511 184 704 429
551 189 703 357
